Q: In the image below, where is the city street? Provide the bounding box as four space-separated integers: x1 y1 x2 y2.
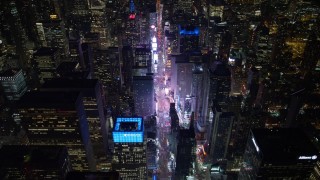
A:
153 0 175 178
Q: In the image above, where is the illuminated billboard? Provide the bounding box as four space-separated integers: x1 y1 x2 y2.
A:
113 117 144 143
152 36 157 43
152 42 157 51
153 53 158 61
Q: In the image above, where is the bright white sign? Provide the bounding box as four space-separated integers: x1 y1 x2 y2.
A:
298 155 317 160
252 137 260 152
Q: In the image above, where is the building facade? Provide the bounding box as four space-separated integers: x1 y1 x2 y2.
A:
17 91 95 171
112 117 147 180
132 75 154 118
239 128 319 179
41 78 109 171
0 69 27 101
0 145 71 179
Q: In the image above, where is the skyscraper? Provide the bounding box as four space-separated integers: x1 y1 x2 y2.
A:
66 171 121 180
33 47 60 84
208 108 235 162
36 19 69 57
132 75 154 118
239 128 319 179
17 91 95 171
112 117 146 180
0 69 27 101
41 78 109 171
178 26 200 53
134 47 152 70
1 1 30 70
175 118 196 179
209 60 231 111
171 54 194 125
93 48 122 108
0 145 71 179
68 33 85 69
64 0 91 33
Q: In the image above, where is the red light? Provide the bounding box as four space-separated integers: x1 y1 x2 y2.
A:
129 13 136 19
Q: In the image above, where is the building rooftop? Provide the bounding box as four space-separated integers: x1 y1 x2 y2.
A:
17 91 81 108
135 47 151 53
66 172 121 180
84 32 100 40
113 117 144 143
179 25 199 36
133 75 153 80
42 78 99 89
251 128 319 164
0 69 21 77
114 117 143 132
0 145 68 169
33 47 58 56
56 61 78 73
210 61 231 76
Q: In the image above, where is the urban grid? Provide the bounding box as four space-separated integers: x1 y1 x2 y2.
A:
0 0 320 179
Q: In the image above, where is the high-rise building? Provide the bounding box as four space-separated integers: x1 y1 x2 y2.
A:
1 1 30 70
239 128 319 179
36 19 69 57
208 107 235 162
122 46 134 88
16 91 95 171
66 171 121 180
64 0 91 33
191 58 210 135
68 32 85 68
209 60 231 111
0 145 71 179
112 117 147 180
134 48 151 70
89 0 109 49
93 48 122 109
177 0 193 14
132 75 154 118
178 26 200 53
0 69 27 101
33 47 60 84
175 118 196 179
41 78 109 171
146 132 157 172
171 54 194 125
56 61 89 79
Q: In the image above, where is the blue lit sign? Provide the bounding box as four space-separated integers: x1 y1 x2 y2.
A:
179 26 199 36
113 117 144 143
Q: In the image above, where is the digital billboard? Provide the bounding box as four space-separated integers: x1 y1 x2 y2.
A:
113 117 144 143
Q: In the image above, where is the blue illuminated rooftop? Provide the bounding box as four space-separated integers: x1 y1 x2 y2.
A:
179 26 199 36
114 117 142 131
113 117 144 143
